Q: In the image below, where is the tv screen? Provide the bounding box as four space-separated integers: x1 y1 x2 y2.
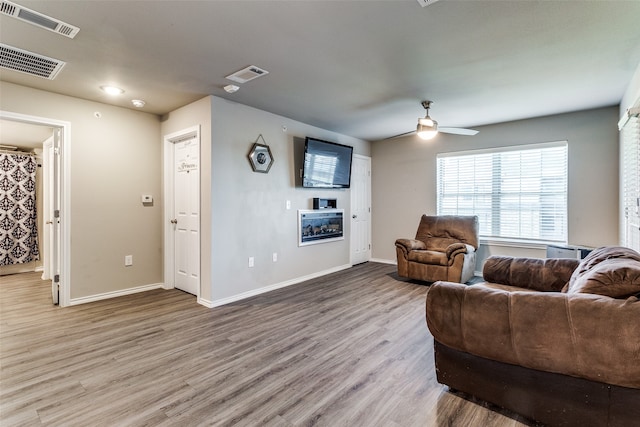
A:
302 138 353 188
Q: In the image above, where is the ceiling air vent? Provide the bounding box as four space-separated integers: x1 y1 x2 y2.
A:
0 43 66 79
416 0 441 7
0 1 79 39
225 65 269 84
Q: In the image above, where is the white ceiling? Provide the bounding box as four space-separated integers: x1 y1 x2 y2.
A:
1 0 639 141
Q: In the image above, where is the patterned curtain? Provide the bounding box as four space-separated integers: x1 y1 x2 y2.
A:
0 153 40 266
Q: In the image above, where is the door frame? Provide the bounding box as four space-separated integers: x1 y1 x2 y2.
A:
41 136 54 281
0 110 71 306
350 154 372 265
163 125 201 298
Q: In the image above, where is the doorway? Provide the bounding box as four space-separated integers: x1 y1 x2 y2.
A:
350 154 371 265
163 126 201 297
0 111 70 306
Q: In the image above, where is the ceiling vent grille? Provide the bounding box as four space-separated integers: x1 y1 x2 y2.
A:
225 65 269 84
0 43 66 79
416 0 441 7
0 1 79 38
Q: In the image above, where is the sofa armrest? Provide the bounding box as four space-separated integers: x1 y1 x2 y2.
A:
483 256 580 292
395 238 427 255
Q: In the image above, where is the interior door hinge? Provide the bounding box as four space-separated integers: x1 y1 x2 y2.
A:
54 274 60 283
54 210 60 218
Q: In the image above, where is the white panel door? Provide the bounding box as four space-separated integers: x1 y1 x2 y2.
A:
173 137 200 295
350 155 371 265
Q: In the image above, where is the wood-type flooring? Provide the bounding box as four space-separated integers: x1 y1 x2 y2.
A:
1 263 532 426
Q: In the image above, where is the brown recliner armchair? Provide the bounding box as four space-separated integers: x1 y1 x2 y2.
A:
395 215 479 283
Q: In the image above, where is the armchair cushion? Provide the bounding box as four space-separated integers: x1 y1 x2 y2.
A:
408 250 448 266
416 215 479 251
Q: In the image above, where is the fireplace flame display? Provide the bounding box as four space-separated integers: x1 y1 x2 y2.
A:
298 210 344 246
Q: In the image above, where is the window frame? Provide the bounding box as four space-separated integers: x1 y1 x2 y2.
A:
436 141 568 246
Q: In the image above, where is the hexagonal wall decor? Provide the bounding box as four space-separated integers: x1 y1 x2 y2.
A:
248 135 273 173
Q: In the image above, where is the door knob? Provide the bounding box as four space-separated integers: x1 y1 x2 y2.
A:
170 219 178 224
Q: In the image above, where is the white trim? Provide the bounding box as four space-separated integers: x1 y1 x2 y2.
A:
0 110 71 307
163 125 201 299
69 283 165 305
370 257 397 265
197 297 214 308
208 264 351 307
479 238 553 250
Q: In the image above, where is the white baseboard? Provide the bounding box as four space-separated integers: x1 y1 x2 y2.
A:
208 264 352 308
370 257 396 265
197 297 214 308
69 283 165 306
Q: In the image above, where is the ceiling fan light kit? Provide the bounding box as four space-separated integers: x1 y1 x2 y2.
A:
417 100 438 140
417 116 438 140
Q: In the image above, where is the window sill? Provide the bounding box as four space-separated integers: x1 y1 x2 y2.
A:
479 238 566 250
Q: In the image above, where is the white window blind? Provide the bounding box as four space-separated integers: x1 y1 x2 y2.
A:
621 111 640 251
437 142 568 243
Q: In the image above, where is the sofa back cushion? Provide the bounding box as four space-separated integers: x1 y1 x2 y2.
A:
483 256 579 292
565 246 640 298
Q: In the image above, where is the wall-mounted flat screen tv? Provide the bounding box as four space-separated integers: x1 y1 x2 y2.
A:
302 137 353 189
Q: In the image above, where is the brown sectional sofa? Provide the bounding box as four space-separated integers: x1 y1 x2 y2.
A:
426 246 640 426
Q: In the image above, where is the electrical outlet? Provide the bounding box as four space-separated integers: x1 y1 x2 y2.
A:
125 255 133 266
248 257 254 268
272 252 278 262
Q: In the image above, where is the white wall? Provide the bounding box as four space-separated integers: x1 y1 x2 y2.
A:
1 82 163 300
209 97 370 303
371 106 620 270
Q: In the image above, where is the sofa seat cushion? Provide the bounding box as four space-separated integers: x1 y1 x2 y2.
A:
565 246 640 298
408 250 448 266
426 281 640 389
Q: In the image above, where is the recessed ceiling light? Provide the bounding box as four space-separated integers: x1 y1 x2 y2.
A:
100 85 124 95
131 99 146 108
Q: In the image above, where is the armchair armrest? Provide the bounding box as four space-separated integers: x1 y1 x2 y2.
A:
395 238 427 253
483 256 580 292
445 242 474 260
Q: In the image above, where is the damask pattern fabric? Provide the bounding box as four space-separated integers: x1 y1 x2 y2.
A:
0 153 40 266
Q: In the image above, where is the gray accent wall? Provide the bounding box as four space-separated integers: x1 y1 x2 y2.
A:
371 106 620 270
207 97 370 303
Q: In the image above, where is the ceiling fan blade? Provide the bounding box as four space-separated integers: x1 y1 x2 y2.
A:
383 130 416 140
438 127 479 136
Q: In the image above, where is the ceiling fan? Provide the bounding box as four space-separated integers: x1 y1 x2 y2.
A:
388 100 479 140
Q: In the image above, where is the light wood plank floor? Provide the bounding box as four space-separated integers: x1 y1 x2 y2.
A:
1 263 532 426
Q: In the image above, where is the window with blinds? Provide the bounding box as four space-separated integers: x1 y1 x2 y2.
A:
437 141 568 243
621 110 640 251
